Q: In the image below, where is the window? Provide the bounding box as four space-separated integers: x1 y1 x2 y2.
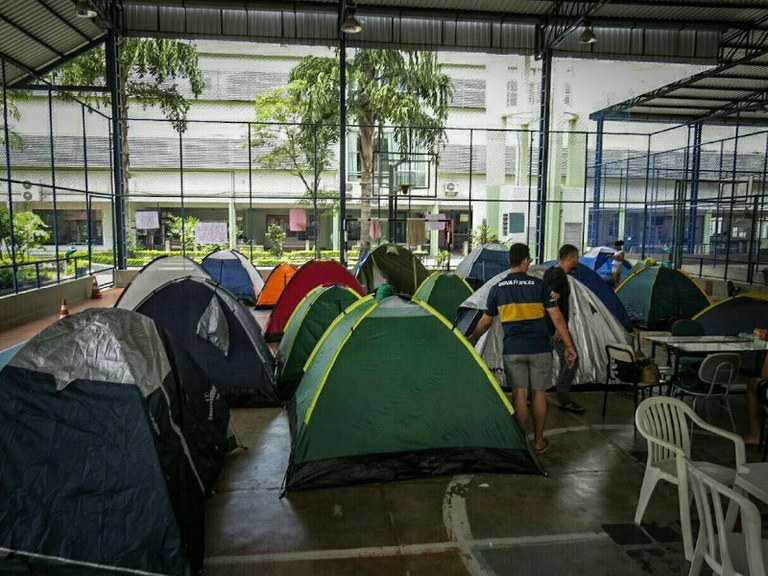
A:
506 78 518 107
527 82 538 106
502 212 525 235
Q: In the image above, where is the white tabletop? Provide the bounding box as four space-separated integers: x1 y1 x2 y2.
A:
735 463 768 505
643 335 751 344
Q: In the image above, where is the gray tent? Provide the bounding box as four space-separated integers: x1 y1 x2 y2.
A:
458 268 632 387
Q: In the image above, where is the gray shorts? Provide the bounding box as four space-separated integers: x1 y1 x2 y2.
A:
503 353 554 391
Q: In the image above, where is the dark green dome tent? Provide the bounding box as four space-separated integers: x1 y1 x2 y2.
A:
354 243 429 296
413 272 473 323
285 296 541 491
276 284 361 400
616 265 710 329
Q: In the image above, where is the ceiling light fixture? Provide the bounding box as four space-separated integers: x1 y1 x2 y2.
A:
76 0 97 18
341 7 363 35
579 24 597 45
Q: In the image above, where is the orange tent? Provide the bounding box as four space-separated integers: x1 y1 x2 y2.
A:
255 263 298 309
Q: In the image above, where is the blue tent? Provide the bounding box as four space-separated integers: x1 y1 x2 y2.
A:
455 243 509 289
128 276 279 407
202 249 264 303
580 247 632 282
542 262 632 329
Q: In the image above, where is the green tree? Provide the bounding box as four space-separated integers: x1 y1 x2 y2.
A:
266 223 286 257
254 50 452 247
51 39 204 199
0 207 50 262
165 214 198 253
0 90 30 150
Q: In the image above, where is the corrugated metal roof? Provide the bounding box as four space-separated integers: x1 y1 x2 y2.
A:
119 0 768 61
591 49 768 125
3 0 768 87
0 0 105 85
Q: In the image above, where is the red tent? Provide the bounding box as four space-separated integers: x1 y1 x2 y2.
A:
264 260 366 341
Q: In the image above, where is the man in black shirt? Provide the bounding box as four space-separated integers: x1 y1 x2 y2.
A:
543 244 584 413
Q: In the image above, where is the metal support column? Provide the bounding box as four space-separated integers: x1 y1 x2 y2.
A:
687 123 702 254
589 117 604 248
641 134 651 259
105 10 127 269
535 48 553 263
337 3 348 266
1 60 18 292
47 88 60 282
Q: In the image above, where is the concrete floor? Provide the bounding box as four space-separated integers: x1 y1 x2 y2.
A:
1 297 760 576
203 388 759 576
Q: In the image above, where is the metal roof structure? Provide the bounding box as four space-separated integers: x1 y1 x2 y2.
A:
0 0 105 86
590 45 768 126
3 1 768 86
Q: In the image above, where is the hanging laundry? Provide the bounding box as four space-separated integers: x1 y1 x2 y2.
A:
426 213 446 231
444 219 453 246
407 218 426 247
369 218 382 240
289 209 307 232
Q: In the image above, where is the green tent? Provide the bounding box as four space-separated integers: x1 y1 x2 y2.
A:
616 265 710 329
276 284 361 400
354 244 429 296
413 272 473 323
285 296 541 491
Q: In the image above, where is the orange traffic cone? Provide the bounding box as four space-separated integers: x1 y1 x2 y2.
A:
59 299 69 319
90 277 102 299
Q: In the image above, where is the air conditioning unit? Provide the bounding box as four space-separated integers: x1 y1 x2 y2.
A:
346 181 361 197
19 189 41 202
444 182 459 197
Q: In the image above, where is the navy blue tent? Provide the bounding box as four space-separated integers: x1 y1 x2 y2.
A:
0 308 222 575
202 249 264 303
455 243 509 289
127 276 279 407
543 262 633 329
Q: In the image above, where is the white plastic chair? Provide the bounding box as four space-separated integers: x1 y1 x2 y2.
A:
673 353 740 432
634 396 746 561
686 459 768 576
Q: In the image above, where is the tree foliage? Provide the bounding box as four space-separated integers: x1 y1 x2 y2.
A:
0 207 50 262
52 39 204 132
0 90 30 150
253 49 452 245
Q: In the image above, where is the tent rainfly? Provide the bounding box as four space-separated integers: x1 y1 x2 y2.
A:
413 272 473 323
454 243 509 289
256 263 298 309
265 260 366 341
125 276 279 406
616 265 710 329
354 244 429 296
693 292 768 336
580 246 632 283
0 308 232 575
458 269 633 387
276 284 361 400
115 255 210 311
542 262 632 329
285 296 541 492
202 249 265 303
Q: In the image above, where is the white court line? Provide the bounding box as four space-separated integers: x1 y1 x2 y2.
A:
203 531 608 566
207 424 628 570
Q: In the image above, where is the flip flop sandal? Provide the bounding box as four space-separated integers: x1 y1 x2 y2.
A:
534 439 550 454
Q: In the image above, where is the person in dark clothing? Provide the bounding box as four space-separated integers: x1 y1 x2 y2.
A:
470 243 577 454
543 244 584 413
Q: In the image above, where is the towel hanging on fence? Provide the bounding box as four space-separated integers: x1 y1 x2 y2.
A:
407 219 426 247
369 218 382 240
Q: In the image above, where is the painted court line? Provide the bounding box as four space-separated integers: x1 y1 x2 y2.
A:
203 531 608 566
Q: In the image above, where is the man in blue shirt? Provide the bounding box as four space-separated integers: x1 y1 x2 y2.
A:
470 243 576 454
